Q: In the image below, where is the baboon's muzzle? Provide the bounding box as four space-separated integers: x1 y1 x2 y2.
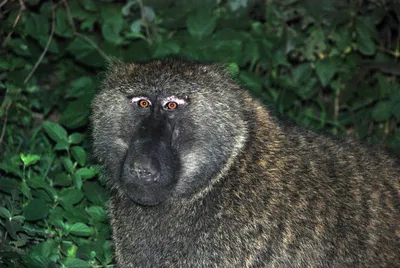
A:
121 120 178 206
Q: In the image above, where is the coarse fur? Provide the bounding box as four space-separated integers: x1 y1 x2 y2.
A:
91 59 400 267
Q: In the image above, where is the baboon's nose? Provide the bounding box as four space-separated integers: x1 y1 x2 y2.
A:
131 158 161 185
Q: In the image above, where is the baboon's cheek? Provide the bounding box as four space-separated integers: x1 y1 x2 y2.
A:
180 150 203 176
174 148 206 191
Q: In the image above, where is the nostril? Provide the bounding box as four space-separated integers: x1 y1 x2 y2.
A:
152 173 160 182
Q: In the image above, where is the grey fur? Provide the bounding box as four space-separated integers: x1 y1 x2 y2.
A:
91 60 400 267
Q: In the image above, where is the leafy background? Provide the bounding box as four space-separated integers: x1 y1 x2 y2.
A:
0 0 399 267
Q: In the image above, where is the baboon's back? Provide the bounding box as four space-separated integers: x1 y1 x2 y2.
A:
212 98 400 267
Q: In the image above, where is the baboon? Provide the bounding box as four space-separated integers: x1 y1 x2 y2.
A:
91 60 400 267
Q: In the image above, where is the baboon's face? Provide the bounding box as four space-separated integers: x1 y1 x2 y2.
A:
91 61 246 206
120 94 191 205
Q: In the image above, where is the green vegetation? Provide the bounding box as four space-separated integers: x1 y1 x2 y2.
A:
0 0 399 267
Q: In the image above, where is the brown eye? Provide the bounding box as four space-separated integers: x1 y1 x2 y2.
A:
166 102 178 110
138 99 150 108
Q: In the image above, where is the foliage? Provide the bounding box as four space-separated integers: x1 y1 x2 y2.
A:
0 0 399 267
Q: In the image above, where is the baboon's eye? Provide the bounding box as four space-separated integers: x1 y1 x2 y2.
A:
165 102 178 110
138 99 150 108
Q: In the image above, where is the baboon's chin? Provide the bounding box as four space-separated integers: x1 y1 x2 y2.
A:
124 183 170 206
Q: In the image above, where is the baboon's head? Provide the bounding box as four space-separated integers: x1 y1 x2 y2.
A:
91 60 247 206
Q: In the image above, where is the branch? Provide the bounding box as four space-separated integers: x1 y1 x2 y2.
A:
2 0 26 47
0 0 9 9
24 1 56 84
75 32 109 59
63 0 108 60
137 0 152 45
62 0 76 32
0 102 12 147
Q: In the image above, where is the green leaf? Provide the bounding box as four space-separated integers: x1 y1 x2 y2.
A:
123 40 151 61
277 89 297 111
76 167 98 180
54 172 73 187
82 181 107 205
303 0 334 21
60 188 85 206
12 215 25 222
0 207 12 219
208 38 242 62
355 17 376 39
68 133 85 144
142 6 155 22
21 180 32 200
187 8 216 38
61 157 75 173
81 0 97 11
101 5 123 44
66 77 94 98
357 34 376 56
29 240 58 258
29 174 50 189
24 255 53 268
86 206 106 222
229 0 248 11
47 207 66 229
25 12 49 40
37 35 59 53
102 22 123 44
315 58 340 87
69 223 93 236
240 38 259 67
23 198 49 221
0 178 21 194
5 220 22 240
304 27 326 60
63 258 91 268
43 122 68 144
55 8 73 37
130 19 142 33
62 241 78 258
296 78 318 100
71 146 87 166
55 140 70 151
333 27 351 51
0 59 10 70
67 37 105 67
74 173 83 190
122 1 137 16
60 98 91 129
388 128 400 154
239 71 263 95
20 153 40 167
226 62 239 76
292 63 313 85
8 38 31 56
80 13 98 32
356 17 376 56
153 40 180 58
371 101 391 122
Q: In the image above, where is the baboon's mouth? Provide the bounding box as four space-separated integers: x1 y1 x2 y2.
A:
124 182 170 206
